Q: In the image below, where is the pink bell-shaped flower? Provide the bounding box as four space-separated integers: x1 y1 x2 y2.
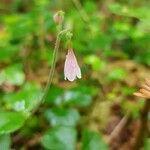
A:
64 49 81 81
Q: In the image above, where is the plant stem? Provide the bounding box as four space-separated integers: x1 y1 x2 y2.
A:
41 23 63 103
30 24 63 115
41 34 61 102
59 29 70 36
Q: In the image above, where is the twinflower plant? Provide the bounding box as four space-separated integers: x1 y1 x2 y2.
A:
41 11 81 104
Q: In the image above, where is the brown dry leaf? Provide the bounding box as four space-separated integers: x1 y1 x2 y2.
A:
134 78 150 99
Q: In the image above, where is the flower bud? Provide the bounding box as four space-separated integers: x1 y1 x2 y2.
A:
53 11 64 24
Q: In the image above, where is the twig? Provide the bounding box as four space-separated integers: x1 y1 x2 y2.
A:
107 113 129 144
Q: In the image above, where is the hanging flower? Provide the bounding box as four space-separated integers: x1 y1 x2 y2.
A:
64 49 81 81
134 78 150 99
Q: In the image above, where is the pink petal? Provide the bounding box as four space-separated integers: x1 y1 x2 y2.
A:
64 49 81 82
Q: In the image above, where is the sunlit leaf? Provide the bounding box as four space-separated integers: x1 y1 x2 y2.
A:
0 112 26 134
107 68 128 81
84 55 106 71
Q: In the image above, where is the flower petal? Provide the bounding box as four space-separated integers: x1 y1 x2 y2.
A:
64 49 81 82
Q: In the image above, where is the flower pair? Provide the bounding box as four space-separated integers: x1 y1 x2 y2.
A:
64 49 81 82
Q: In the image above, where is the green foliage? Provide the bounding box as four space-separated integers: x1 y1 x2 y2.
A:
144 138 150 150
55 90 92 107
45 86 64 104
41 126 77 150
123 100 145 119
0 135 11 150
0 64 25 86
122 87 136 96
108 2 150 22
84 55 106 71
45 86 93 107
3 82 42 112
0 45 19 62
45 108 80 127
0 112 26 134
107 68 128 81
81 129 108 150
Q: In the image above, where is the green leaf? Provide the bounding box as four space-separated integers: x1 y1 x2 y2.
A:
45 108 80 127
84 55 106 71
0 64 25 86
0 112 26 134
45 86 64 104
122 87 136 96
122 100 145 119
45 85 96 106
107 68 128 81
41 126 77 150
0 45 19 61
144 138 150 150
81 129 108 150
3 14 36 40
84 1 97 14
108 3 150 21
72 85 98 96
55 90 92 107
4 82 42 112
0 134 11 150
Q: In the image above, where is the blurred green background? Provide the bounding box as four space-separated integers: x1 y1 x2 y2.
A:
0 0 150 149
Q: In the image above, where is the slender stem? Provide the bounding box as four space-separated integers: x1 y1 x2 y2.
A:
30 24 62 115
72 0 89 22
41 35 61 103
